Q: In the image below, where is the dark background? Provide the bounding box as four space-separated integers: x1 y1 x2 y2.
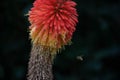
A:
0 0 120 80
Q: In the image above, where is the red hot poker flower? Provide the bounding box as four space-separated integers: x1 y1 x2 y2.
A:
29 0 78 54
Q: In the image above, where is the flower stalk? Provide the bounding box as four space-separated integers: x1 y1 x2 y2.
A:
27 45 53 80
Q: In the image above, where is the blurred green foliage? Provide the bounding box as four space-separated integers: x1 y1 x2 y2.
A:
0 0 120 80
